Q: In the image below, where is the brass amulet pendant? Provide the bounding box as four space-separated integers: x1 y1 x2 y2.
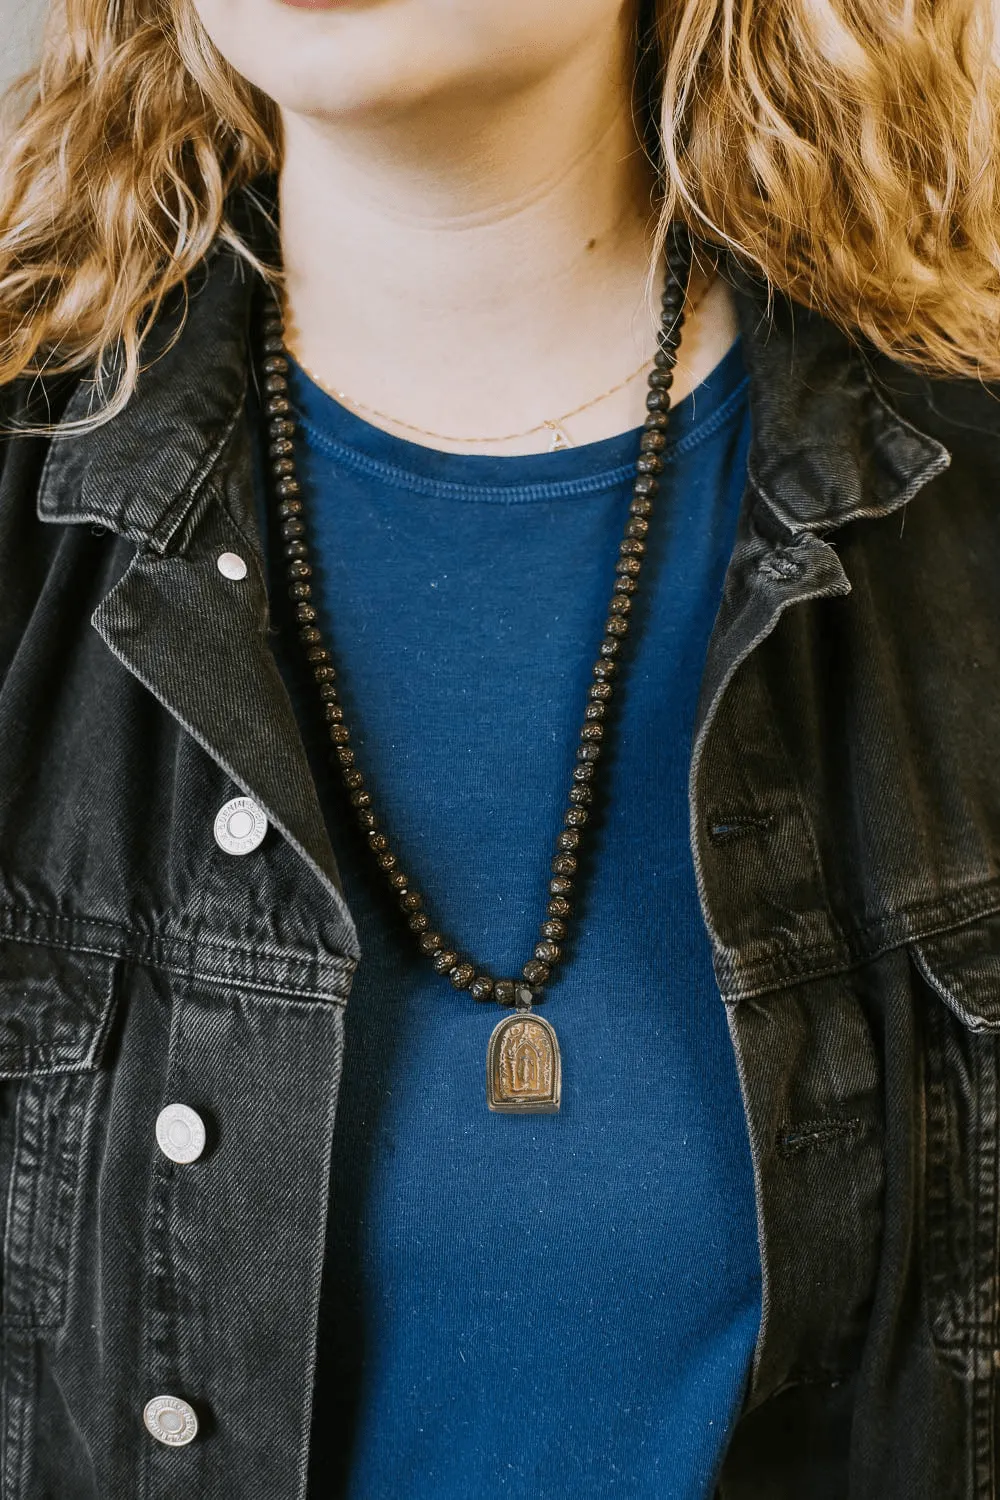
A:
486 990 561 1113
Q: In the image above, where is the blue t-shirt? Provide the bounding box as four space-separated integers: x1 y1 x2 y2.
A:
249 335 761 1500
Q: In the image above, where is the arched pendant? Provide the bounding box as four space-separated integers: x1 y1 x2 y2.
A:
486 1011 561 1113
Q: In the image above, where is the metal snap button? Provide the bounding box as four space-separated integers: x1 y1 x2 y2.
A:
214 796 268 856
155 1103 207 1165
217 551 248 581
143 1394 199 1446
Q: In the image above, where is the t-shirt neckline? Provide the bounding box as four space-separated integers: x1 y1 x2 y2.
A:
277 333 749 504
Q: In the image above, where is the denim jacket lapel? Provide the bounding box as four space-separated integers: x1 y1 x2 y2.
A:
34 225 357 931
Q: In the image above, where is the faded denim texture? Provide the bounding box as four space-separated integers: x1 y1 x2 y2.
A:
1 174 1000 1497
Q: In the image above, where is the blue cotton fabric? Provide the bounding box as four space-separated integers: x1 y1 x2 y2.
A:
248 332 761 1500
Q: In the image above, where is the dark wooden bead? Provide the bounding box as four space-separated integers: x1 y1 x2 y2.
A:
298 624 320 644
620 538 646 555
535 941 561 964
645 389 669 412
629 497 653 517
313 664 336 682
568 784 593 805
613 576 637 595
377 851 397 871
470 975 495 1002
401 891 422 911
580 722 603 741
408 911 430 933
337 747 356 766
274 458 295 477
290 582 312 602
269 437 294 458
648 369 674 390
564 807 588 826
626 517 649 537
263 374 288 396
584 703 606 722
523 959 550 984
550 876 573 895
636 454 664 476
640 429 667 451
644 410 669 431
389 871 409 891
323 703 344 722
449 961 476 989
277 477 301 498
552 854 577 876
328 724 350 744
318 685 338 706
294 602 317 624
285 541 308 560
279 502 304 522
344 768 363 788
305 644 329 662
577 743 601 762
262 334 284 355
281 518 305 539
432 949 458 974
572 761 596 782
632 476 657 497
356 807 375 827
557 830 581 850
351 789 372 808
599 636 622 655
547 896 572 917
368 831 388 851
593 658 618 678
608 594 631 614
272 418 296 438
590 681 612 700
605 616 629 636
263 354 289 375
289 559 312 578
419 931 444 955
265 396 291 417
541 918 567 940
494 980 516 1006
616 556 642 575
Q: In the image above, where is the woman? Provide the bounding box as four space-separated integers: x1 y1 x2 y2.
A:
0 0 998 1496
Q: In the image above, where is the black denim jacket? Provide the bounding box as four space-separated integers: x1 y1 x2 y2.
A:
2 177 1000 1499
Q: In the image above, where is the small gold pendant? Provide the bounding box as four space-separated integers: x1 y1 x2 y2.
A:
486 1011 561 1113
545 422 573 452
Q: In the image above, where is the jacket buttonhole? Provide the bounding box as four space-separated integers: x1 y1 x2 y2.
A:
707 813 775 845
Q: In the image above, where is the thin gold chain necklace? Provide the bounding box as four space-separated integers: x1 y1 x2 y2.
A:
283 267 715 453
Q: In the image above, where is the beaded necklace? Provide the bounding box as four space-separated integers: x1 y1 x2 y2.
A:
254 221 694 1113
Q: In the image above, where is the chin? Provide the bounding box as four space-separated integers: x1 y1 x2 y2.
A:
192 0 600 124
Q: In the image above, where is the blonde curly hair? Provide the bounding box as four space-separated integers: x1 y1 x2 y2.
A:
1 0 998 437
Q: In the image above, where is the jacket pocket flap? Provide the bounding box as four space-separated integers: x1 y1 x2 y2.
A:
0 938 119 1079
911 914 1000 1032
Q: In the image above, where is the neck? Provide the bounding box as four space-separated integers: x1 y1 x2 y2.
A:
276 38 733 455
